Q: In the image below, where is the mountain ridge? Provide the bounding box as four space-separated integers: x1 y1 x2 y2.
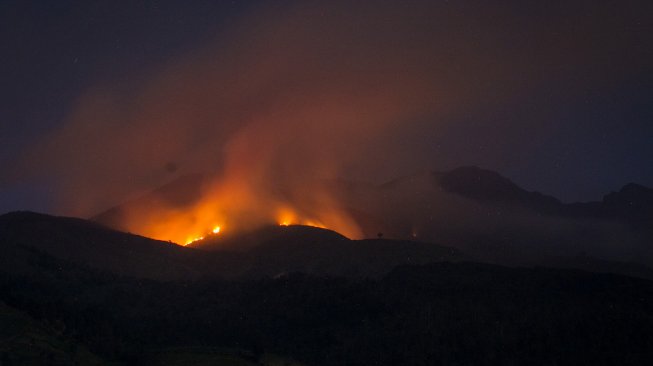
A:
87 166 653 269
92 166 653 226
0 211 468 280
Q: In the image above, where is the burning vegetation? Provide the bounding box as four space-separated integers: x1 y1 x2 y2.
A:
113 173 361 246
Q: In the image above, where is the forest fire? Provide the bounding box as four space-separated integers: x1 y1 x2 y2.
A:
276 208 327 229
275 207 325 228
183 225 221 246
179 205 334 246
96 114 364 246
182 212 329 247
184 236 204 246
115 181 362 246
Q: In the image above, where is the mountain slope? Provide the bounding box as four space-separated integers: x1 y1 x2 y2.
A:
88 166 653 270
4 260 653 366
192 224 465 277
437 166 653 223
437 166 564 214
1 212 465 280
0 301 108 365
349 167 653 266
0 211 231 280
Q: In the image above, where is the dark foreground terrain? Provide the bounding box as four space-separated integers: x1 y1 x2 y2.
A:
2 250 653 365
0 258 653 365
2 212 653 365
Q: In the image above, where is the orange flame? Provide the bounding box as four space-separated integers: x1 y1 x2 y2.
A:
275 206 327 228
183 225 222 246
116 161 362 245
184 236 204 246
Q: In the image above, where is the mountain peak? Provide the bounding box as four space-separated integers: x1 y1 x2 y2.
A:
437 166 562 214
619 182 653 195
439 166 527 201
602 182 653 223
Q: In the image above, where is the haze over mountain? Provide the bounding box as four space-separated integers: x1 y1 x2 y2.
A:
2 1 652 364
3 219 653 365
93 166 653 269
1 211 468 281
3 169 653 364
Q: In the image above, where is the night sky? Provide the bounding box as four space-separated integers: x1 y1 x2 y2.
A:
1 0 652 217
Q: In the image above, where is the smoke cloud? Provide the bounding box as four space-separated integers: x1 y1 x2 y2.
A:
14 0 649 242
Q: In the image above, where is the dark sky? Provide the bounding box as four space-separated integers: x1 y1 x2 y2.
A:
1 0 652 216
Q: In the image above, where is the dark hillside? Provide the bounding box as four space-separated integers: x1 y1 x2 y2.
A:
2 258 653 365
0 211 227 280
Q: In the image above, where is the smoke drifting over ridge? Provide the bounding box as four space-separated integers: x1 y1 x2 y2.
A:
14 1 651 242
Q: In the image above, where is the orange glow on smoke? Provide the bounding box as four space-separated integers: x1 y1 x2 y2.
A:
184 236 204 246
275 206 326 228
183 225 222 245
277 207 297 227
118 175 362 246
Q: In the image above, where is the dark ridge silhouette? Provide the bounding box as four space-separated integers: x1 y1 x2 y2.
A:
562 183 653 229
0 212 466 280
3 212 653 364
0 301 108 364
88 166 653 272
436 166 563 214
91 166 653 230
435 166 653 223
0 211 246 281
191 224 349 252
191 224 466 278
602 183 653 223
3 258 653 365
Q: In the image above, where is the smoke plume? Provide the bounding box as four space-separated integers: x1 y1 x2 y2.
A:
15 0 648 242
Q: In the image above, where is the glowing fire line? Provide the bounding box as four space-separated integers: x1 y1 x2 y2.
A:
182 213 329 246
184 225 222 246
170 202 357 247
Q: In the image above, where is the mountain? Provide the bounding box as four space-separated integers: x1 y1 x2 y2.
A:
0 301 108 365
602 183 653 223
93 167 653 225
1 211 465 280
436 166 653 223
92 167 653 230
90 166 653 271
0 211 244 280
191 224 465 278
3 259 653 365
195 224 350 252
352 166 653 266
4 210 653 364
437 166 564 213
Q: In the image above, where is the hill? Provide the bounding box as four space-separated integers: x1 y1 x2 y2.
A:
0 301 108 365
437 166 653 223
345 166 653 266
94 166 653 265
89 166 653 274
1 212 465 280
4 210 653 364
0 211 244 281
3 259 653 365
191 224 465 277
